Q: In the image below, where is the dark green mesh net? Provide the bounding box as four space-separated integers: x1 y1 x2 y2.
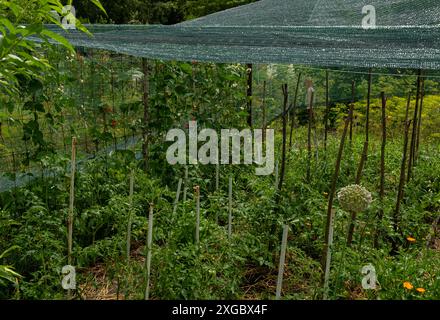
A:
39 0 440 69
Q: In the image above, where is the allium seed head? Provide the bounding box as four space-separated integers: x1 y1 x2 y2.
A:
337 184 372 213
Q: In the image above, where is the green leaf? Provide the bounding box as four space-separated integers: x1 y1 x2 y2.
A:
90 0 107 15
40 29 74 52
0 246 20 260
0 18 16 34
4 2 21 17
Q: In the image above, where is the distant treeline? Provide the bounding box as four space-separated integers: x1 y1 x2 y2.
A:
74 0 258 25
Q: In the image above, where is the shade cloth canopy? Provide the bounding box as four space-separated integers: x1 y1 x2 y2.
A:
44 0 440 69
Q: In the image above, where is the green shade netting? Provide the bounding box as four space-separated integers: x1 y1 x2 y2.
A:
43 0 440 69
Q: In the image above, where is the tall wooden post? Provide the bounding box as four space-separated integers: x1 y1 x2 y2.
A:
228 177 233 239
324 70 330 152
322 105 353 272
126 171 135 262
279 84 288 191
408 69 422 182
262 81 267 144
68 137 77 267
141 58 150 172
375 91 391 248
195 185 200 244
307 90 315 181
246 64 253 127
415 77 425 162
145 204 154 300
276 225 289 300
289 73 302 150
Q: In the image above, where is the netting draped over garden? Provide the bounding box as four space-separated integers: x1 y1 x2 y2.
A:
42 0 440 69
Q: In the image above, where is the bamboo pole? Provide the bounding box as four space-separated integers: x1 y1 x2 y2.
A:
126 171 135 262
195 185 200 244
276 225 289 300
322 104 353 272
279 84 288 191
323 209 335 300
144 204 154 300
228 177 233 240
274 161 279 190
289 73 302 150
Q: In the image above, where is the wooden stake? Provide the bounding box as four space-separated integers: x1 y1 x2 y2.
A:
322 104 353 271
141 58 150 172
274 161 279 190
349 81 355 146
67 137 76 299
183 166 188 201
279 84 288 191
307 91 315 181
347 81 374 246
415 77 425 162
394 95 413 252
228 177 233 239
355 70 372 183
289 73 302 150
68 137 77 266
324 70 330 152
144 204 154 300
375 91 393 248
407 69 422 182
262 80 267 144
323 209 335 300
246 64 253 127
195 185 200 244
215 164 220 191
173 178 183 215
126 171 135 262
276 224 289 300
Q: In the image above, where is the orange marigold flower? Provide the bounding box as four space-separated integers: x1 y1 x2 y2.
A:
406 236 416 243
416 288 426 293
403 282 414 290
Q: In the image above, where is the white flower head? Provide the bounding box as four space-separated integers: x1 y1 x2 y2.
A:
337 184 372 213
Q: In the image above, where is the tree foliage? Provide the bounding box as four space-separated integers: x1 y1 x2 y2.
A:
0 0 106 95
74 0 258 24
